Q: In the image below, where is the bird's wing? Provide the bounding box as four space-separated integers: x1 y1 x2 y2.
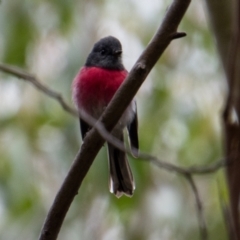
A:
127 105 139 157
79 117 91 140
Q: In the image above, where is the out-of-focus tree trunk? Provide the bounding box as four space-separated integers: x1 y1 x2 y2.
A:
204 0 234 74
205 0 240 239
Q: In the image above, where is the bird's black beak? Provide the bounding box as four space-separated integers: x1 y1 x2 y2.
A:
113 49 122 56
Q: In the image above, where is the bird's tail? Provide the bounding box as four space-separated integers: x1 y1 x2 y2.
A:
107 134 135 198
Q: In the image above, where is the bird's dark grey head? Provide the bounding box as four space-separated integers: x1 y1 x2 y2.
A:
85 36 124 70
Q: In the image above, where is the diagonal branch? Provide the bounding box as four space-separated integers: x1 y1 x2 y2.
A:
37 0 191 238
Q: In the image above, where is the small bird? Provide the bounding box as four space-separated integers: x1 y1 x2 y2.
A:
72 36 138 198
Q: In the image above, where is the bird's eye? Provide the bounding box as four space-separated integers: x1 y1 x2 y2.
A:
100 49 106 55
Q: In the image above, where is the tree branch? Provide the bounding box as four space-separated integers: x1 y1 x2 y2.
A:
204 1 240 238
205 0 240 238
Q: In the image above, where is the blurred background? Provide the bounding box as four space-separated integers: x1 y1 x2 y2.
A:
0 0 227 239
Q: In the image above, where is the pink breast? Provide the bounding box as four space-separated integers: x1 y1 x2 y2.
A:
72 67 128 117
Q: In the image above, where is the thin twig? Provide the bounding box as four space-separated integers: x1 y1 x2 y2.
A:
171 32 187 39
0 64 77 117
186 175 208 240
